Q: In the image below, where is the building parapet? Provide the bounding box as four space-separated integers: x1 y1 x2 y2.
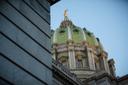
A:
52 59 83 85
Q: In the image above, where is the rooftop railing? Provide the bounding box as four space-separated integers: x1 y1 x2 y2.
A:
52 59 83 85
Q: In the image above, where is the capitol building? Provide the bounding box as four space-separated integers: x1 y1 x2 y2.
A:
0 0 128 85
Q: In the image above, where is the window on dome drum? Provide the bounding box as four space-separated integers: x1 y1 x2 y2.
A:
76 59 83 68
76 55 84 68
87 32 91 36
76 56 88 68
73 29 79 33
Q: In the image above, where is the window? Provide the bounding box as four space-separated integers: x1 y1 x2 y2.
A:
76 55 83 68
87 32 91 36
73 29 79 33
76 59 83 68
76 55 88 68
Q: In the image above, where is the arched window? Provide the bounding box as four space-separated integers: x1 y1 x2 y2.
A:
76 55 88 68
76 55 83 68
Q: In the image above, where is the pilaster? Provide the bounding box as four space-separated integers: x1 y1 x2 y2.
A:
67 26 72 40
87 48 95 70
68 41 76 69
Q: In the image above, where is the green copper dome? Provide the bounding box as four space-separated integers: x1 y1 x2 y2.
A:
52 19 100 47
51 12 103 49
51 11 114 80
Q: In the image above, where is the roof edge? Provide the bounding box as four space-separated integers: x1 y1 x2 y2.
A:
47 0 60 5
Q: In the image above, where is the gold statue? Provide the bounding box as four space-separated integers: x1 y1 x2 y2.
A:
64 9 68 17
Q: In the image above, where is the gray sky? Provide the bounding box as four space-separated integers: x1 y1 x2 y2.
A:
51 0 128 77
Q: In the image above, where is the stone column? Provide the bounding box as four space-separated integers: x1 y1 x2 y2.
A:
82 29 86 40
68 26 72 40
102 56 110 74
67 26 75 69
108 59 116 77
52 45 57 60
87 48 95 70
96 59 100 70
68 50 76 69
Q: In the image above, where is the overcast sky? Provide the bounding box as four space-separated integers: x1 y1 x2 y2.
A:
51 0 128 77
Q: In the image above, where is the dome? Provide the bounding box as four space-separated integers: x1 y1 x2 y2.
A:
52 19 100 48
51 11 110 80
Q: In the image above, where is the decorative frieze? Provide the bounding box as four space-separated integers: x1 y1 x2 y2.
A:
74 46 85 51
57 47 68 52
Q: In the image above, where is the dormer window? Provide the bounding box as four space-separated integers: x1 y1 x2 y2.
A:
73 29 79 33
87 32 91 36
59 30 65 33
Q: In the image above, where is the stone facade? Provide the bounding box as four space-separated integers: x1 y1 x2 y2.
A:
0 0 59 85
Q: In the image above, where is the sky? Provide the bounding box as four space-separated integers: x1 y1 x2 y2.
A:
51 0 128 77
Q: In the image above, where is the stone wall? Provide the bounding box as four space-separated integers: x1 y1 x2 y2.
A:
0 0 52 85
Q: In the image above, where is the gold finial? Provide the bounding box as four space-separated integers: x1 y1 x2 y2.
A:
64 9 68 17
